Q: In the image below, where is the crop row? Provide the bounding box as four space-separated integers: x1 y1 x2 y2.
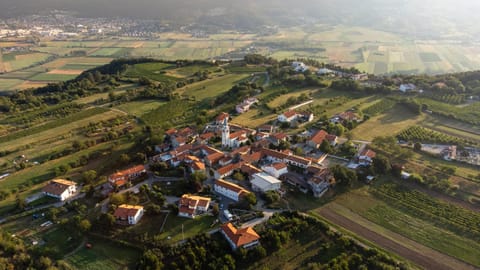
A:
397 125 464 145
362 99 396 116
372 184 480 240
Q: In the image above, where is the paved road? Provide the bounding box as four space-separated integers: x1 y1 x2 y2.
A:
289 100 314 110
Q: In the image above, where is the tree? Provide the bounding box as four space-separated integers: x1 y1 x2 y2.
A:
372 155 391 174
232 172 245 181
244 193 257 206
82 170 97 185
319 140 333 154
263 190 280 204
119 154 130 165
138 250 163 270
332 165 357 187
78 219 91 232
212 204 219 215
413 142 422 151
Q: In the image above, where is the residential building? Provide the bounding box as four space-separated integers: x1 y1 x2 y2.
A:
178 194 211 219
216 112 230 125
222 117 248 148
307 130 338 148
292 61 308 72
214 179 251 202
399 83 416 93
308 168 335 198
236 97 258 113
251 172 282 193
358 149 376 166
108 165 147 187
278 110 298 123
261 162 288 178
114 204 144 225
221 222 260 250
42 179 77 201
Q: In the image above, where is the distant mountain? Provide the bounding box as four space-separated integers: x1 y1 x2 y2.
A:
2 0 480 39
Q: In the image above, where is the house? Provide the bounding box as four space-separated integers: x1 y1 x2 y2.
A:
350 73 368 81
292 61 308 72
307 130 337 148
251 172 282 193
317 68 334 75
308 168 335 198
205 152 225 167
214 163 242 179
188 159 206 174
442 146 457 161
114 204 144 225
171 136 187 148
399 83 416 93
178 194 211 219
330 111 360 124
261 148 311 168
278 110 298 123
214 179 251 202
221 223 260 250
358 149 376 166
108 165 147 187
261 162 288 178
270 133 288 145
42 179 77 201
154 143 170 153
197 132 215 144
240 163 263 178
165 128 178 138
258 125 273 134
236 97 258 113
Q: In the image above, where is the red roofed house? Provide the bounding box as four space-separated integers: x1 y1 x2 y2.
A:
261 162 288 178
307 130 337 148
214 179 251 202
114 204 144 225
42 179 77 201
178 194 211 219
278 110 298 123
214 163 242 179
221 223 260 250
108 165 147 187
358 149 376 166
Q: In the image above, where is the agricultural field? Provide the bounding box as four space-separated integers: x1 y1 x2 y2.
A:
178 73 250 101
65 236 141 270
115 100 166 116
1 52 52 72
397 125 473 145
317 183 480 269
351 104 425 141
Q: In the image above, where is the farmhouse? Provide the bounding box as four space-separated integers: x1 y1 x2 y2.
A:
114 204 144 225
261 162 288 178
251 172 282 193
330 111 361 124
178 194 211 219
214 179 251 202
278 110 314 124
42 179 77 201
307 168 335 198
108 165 147 187
220 222 260 250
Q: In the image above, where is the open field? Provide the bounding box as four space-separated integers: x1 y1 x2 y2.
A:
66 235 141 270
0 78 23 89
325 186 480 267
157 215 217 244
116 100 166 116
2 52 52 72
179 73 249 101
351 104 425 141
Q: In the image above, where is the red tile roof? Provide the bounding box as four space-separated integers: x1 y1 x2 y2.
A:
199 132 215 140
283 110 297 118
206 152 225 163
271 162 288 170
221 223 260 248
309 130 328 145
216 112 229 122
215 179 250 195
240 163 262 175
114 204 143 219
241 151 263 163
360 149 376 158
165 128 177 136
216 163 242 176
192 161 206 171
42 179 76 196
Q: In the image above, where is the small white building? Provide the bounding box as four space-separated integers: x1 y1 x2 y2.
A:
42 179 77 201
251 172 282 193
214 179 251 202
278 110 298 123
178 194 211 219
261 163 288 178
399 83 416 93
114 204 144 225
292 61 308 72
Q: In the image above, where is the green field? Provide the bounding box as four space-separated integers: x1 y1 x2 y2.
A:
116 100 166 116
30 73 77 81
329 184 480 267
179 73 249 101
0 78 23 89
66 236 141 270
125 62 177 82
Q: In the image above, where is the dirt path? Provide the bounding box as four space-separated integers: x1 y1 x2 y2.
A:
317 205 477 270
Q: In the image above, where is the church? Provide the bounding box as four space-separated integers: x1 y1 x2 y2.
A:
221 118 248 148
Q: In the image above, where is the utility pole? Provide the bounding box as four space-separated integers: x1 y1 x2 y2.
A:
182 224 184 241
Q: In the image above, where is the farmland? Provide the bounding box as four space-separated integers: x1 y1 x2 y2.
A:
317 182 480 268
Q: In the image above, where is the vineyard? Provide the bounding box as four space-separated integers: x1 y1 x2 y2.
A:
417 98 480 125
397 125 470 145
362 98 396 116
372 183 480 241
424 94 465 105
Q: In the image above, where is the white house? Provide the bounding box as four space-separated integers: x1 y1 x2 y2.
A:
278 110 298 123
358 149 376 166
292 61 308 72
114 204 144 225
251 172 282 193
221 223 260 250
399 83 416 93
236 97 259 114
178 194 211 219
214 179 251 202
261 162 288 178
317 68 334 75
42 179 77 201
